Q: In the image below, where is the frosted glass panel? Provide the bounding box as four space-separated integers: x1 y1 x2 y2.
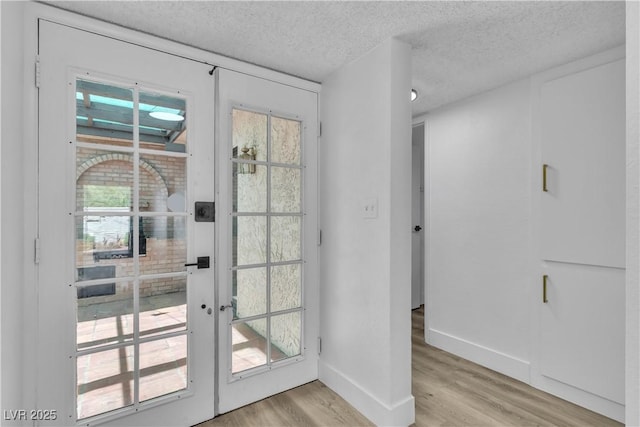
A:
233 268 267 320
271 116 301 165
271 167 301 213
271 216 301 262
270 311 301 362
227 107 307 377
232 109 267 162
233 164 267 212
271 264 301 312
233 216 267 266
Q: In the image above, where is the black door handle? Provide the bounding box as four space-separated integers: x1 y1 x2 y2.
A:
185 256 210 269
414 225 422 232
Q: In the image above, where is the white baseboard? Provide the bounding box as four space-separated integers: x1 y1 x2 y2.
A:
427 328 625 423
427 328 531 383
319 360 415 427
531 375 625 423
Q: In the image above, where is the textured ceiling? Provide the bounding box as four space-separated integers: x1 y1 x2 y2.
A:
45 1 625 116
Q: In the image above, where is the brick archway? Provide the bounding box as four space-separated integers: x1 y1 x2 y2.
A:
76 153 169 211
76 153 166 190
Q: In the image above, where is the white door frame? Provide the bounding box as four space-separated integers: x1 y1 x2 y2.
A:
410 121 425 310
412 114 429 340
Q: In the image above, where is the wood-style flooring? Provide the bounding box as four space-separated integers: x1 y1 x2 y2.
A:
196 307 622 427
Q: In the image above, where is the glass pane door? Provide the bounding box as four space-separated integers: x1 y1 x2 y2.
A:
38 20 215 426
74 78 190 420
216 68 319 414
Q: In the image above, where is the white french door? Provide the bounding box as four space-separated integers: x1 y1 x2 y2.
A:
215 69 319 413
38 21 215 426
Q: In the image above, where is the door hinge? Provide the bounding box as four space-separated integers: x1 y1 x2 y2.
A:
318 337 322 355
34 238 41 264
318 229 322 246
318 121 322 138
35 55 41 88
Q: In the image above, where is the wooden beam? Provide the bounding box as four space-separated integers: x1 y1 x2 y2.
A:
77 101 183 132
77 126 169 145
76 80 186 110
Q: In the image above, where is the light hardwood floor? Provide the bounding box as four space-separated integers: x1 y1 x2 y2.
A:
197 307 622 427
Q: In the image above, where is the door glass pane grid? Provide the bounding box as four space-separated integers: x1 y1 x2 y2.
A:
230 108 304 377
74 79 190 420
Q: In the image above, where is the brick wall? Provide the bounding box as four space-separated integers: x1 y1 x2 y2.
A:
76 147 187 307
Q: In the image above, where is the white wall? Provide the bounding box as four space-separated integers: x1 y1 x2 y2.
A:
319 38 415 426
426 80 532 381
626 1 640 425
1 1 26 421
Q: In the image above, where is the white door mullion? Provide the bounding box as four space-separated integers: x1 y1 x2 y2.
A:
265 112 273 368
132 85 141 407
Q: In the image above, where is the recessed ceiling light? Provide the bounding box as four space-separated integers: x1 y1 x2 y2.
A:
150 111 184 121
411 89 418 102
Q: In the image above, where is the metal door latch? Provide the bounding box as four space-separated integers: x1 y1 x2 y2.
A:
195 201 215 222
185 256 210 269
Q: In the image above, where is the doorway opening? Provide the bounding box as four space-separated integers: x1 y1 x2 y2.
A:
411 123 425 310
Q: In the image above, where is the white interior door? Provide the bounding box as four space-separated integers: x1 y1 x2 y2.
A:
38 21 215 426
540 262 624 404
215 69 319 413
540 59 625 268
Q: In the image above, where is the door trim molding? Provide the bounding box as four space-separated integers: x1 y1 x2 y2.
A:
412 115 430 343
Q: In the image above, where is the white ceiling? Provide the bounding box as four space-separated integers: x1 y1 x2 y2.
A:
45 1 625 116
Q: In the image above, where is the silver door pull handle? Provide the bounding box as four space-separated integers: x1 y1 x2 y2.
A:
220 303 233 312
